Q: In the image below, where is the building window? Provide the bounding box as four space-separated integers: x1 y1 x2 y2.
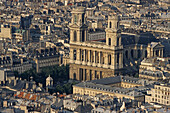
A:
95 71 97 79
109 22 112 28
73 73 76 80
74 31 77 41
82 30 85 42
117 53 119 64
90 70 92 80
109 38 111 46
100 71 102 79
125 51 128 58
138 50 141 58
108 54 111 65
73 49 76 60
82 14 84 23
131 50 134 58
117 38 119 46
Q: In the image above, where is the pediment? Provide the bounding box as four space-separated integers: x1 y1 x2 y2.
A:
151 43 164 49
154 44 164 48
69 24 88 29
69 24 80 28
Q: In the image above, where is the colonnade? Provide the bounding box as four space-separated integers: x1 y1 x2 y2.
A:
70 48 123 69
147 48 164 58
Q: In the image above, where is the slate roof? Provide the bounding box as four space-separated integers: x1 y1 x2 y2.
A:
91 76 141 85
121 32 158 46
74 76 144 97
74 104 93 113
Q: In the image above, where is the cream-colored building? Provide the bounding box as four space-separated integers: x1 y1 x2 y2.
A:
139 57 170 81
73 76 145 102
33 47 60 73
145 84 170 106
0 25 12 39
69 7 124 81
69 7 164 81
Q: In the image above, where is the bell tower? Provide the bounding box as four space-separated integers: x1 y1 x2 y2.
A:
69 7 88 43
105 15 121 46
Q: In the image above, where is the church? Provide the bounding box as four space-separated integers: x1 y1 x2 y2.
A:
69 7 164 81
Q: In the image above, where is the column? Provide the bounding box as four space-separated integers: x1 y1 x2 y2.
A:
88 50 91 62
76 49 80 64
84 50 86 61
159 50 161 57
101 52 103 64
99 52 101 65
92 70 95 80
77 30 80 42
94 51 96 63
86 70 90 81
111 53 115 69
92 51 96 66
87 50 91 65
70 48 74 63
119 52 123 68
103 53 108 68
106 53 108 65
83 69 86 81
82 49 86 65
161 48 163 57
154 50 156 57
115 53 117 69
80 49 82 61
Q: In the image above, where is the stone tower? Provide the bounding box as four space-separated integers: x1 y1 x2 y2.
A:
69 7 88 43
69 9 124 81
105 15 123 70
105 15 121 46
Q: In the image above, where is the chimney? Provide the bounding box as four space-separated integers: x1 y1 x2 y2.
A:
21 58 23 65
25 82 29 89
32 82 36 90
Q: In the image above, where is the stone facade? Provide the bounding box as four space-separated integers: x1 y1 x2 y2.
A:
145 84 170 106
69 7 124 81
69 7 164 81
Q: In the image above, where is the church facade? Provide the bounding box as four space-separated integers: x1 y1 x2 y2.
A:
69 7 164 81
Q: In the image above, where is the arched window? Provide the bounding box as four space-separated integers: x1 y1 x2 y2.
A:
145 50 147 58
117 38 119 46
74 31 77 41
125 51 128 58
82 30 85 42
131 50 134 58
73 49 76 60
109 22 112 28
82 14 84 23
90 70 92 80
73 73 76 80
117 53 119 64
108 38 111 46
108 54 111 65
